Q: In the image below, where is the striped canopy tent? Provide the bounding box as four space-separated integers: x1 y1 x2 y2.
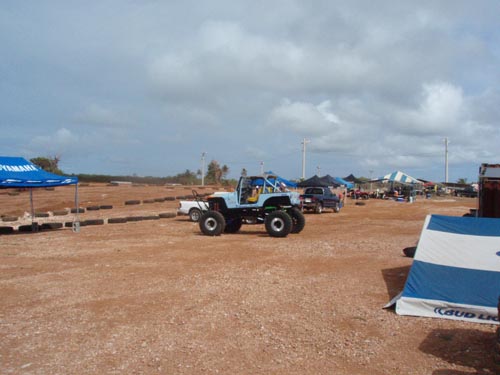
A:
376 170 421 185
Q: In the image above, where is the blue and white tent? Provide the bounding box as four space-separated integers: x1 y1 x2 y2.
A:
376 170 420 184
0 156 77 187
0 156 79 230
389 214 500 324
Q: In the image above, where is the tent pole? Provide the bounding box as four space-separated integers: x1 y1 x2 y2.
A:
29 188 38 232
30 188 34 222
73 183 80 232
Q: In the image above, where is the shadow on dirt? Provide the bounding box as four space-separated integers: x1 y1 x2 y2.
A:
381 265 410 300
419 328 498 374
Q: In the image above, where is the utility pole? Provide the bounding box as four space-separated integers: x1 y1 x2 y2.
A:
301 138 310 179
260 161 264 175
201 152 206 186
444 138 449 183
316 166 321 176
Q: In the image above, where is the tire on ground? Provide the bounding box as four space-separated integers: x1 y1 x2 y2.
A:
159 212 176 218
0 226 14 234
189 208 203 222
125 200 140 205
53 210 69 216
142 215 160 220
2 216 18 222
65 221 86 228
126 216 144 222
108 217 128 224
199 211 226 236
265 211 292 237
83 219 105 226
41 222 63 230
99 205 113 210
18 223 40 232
224 217 243 233
289 207 306 234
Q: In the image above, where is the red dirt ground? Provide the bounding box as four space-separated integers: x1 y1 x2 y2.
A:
0 184 497 374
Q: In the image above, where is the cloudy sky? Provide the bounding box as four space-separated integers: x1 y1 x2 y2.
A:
1 1 499 182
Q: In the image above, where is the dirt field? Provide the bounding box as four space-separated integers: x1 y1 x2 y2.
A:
0 184 497 374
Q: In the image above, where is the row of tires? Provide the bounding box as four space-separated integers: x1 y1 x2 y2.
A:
199 208 305 238
0 194 206 222
0 212 177 235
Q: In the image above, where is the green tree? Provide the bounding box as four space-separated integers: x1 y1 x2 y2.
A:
30 156 64 175
457 178 468 184
175 169 198 185
206 160 229 184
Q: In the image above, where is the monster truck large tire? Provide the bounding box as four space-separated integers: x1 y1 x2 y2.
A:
290 207 305 234
199 211 226 236
189 208 203 222
224 217 243 233
265 211 292 237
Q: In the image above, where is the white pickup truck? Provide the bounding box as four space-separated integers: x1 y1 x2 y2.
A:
177 200 209 222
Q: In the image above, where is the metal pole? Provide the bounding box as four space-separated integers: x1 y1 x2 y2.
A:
260 161 264 175
444 138 449 183
73 183 80 233
301 138 310 179
201 152 206 186
29 188 35 230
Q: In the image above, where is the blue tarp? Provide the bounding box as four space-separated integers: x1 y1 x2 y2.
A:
0 156 78 187
333 176 354 189
264 171 297 188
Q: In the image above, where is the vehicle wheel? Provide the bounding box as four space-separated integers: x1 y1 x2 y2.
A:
265 211 292 237
289 207 305 234
224 217 243 233
199 211 226 236
333 203 340 213
314 203 323 214
189 208 202 222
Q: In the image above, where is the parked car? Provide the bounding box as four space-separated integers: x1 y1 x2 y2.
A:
177 200 209 222
454 186 478 198
299 187 341 214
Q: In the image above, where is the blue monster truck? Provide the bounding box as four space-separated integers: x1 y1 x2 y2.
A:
198 174 305 237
